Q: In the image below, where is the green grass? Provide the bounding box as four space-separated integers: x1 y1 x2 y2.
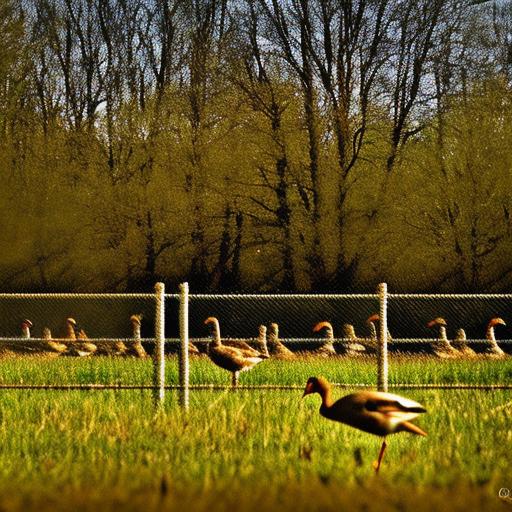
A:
0 356 509 511
0 354 510 386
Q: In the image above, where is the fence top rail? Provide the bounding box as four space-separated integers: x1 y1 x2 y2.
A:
0 337 157 343
1 291 511 299
0 293 156 299
389 293 512 299
187 293 378 299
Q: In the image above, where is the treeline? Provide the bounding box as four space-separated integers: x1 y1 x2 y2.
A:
1 0 512 292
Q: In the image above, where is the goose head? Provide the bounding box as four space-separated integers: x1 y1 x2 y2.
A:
313 321 333 335
367 314 379 324
426 317 447 328
302 376 330 398
130 314 142 326
21 319 33 329
488 317 506 328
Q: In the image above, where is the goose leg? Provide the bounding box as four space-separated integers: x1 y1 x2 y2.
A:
232 371 239 387
373 438 387 473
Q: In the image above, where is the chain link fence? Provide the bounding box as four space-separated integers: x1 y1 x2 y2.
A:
0 284 511 408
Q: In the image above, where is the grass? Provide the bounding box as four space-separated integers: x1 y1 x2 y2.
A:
0 354 510 386
0 355 509 511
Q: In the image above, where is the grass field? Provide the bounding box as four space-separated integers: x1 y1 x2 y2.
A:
0 355 509 511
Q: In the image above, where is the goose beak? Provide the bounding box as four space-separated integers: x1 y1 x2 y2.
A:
302 382 314 398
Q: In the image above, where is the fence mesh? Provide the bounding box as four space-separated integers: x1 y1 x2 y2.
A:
388 294 512 354
187 293 380 348
0 294 157 340
0 288 510 391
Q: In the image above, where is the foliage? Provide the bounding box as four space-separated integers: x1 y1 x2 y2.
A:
1 1 512 292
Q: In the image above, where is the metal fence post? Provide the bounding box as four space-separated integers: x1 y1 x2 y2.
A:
378 282 388 392
154 282 166 405
179 282 190 410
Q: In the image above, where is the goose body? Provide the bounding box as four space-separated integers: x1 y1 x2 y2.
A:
42 328 67 354
341 323 368 356
205 317 268 386
303 377 427 472
451 328 476 357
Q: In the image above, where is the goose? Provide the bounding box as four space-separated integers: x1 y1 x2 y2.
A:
64 318 77 340
451 328 476 357
302 376 427 473
267 323 294 359
187 337 201 356
15 319 39 355
20 319 33 339
484 317 507 357
367 314 393 344
42 327 67 354
342 323 369 356
255 325 269 357
126 314 148 358
426 317 459 358
204 316 268 386
311 321 338 356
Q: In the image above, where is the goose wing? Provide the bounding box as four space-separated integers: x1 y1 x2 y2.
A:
209 344 266 372
362 391 426 413
224 339 258 354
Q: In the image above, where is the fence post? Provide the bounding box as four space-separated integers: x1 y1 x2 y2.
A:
179 282 190 411
154 282 166 405
377 282 388 392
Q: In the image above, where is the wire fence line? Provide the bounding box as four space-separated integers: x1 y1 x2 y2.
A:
0 283 512 407
0 383 508 391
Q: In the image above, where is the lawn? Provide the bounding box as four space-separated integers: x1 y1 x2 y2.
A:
0 356 509 511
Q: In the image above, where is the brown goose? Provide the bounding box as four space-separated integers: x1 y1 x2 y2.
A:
342 323 368 356
451 328 476 357
255 325 269 357
303 376 427 473
126 314 148 358
64 318 77 340
267 323 294 359
484 317 507 357
204 317 269 386
367 314 393 344
311 322 338 356
426 317 458 358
